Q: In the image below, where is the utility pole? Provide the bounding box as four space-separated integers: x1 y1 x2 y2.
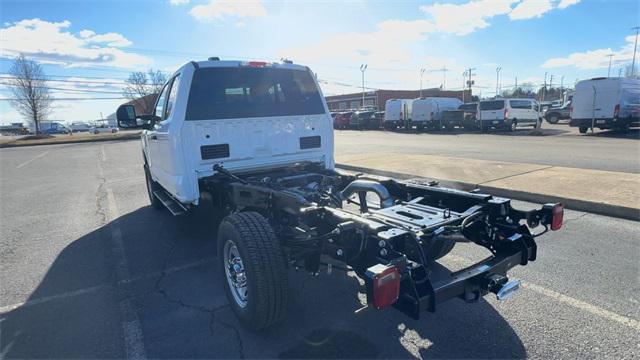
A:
542 72 548 102
549 74 554 100
465 67 476 101
606 54 614 77
560 75 564 91
420 68 426 98
618 68 623 77
631 26 639 77
495 66 502 98
514 76 518 97
462 71 467 102
360 64 367 109
442 66 448 90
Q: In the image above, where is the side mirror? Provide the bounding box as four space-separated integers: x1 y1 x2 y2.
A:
116 104 138 128
116 105 159 129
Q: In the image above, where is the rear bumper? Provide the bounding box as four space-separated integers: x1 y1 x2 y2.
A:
480 119 507 128
393 232 536 319
570 117 639 128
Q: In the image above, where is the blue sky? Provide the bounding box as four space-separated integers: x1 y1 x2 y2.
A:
1 0 638 123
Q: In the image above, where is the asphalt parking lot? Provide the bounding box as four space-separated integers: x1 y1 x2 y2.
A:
335 123 640 173
1 140 639 359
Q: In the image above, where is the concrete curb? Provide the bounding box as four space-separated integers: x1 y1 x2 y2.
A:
336 163 640 222
0 134 141 148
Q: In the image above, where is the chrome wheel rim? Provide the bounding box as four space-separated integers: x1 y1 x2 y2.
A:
223 239 248 308
511 121 517 131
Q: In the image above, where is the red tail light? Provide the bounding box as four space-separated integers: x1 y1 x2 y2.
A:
365 264 400 309
504 108 509 119
247 61 267 67
548 203 564 231
614 104 620 119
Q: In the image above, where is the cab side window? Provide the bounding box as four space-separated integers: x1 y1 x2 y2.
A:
164 74 181 120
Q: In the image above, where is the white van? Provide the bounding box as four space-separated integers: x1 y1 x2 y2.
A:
478 98 541 132
383 99 412 130
410 97 463 130
569 77 640 134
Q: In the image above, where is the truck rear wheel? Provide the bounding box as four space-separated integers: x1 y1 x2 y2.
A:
547 114 559 124
579 126 589 134
217 211 288 330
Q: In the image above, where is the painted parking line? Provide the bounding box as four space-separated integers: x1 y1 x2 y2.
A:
446 254 640 331
0 258 215 315
15 151 49 168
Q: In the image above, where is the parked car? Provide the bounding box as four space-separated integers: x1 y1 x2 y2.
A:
374 111 385 129
69 122 92 132
350 110 378 130
39 121 71 135
333 111 353 130
411 97 463 130
569 77 640 134
478 98 541 132
383 99 412 130
544 102 571 124
441 102 478 130
90 126 119 134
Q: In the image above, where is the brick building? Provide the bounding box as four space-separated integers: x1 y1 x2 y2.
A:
325 88 472 111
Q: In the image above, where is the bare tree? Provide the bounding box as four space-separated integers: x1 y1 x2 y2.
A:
7 55 53 134
122 69 167 114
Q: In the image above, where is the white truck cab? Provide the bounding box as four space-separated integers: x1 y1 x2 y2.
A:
117 59 334 206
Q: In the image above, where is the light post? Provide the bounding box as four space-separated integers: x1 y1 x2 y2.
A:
360 64 367 109
462 71 467 102
542 72 548 102
420 68 426 98
606 54 614 77
495 66 502 98
631 26 639 77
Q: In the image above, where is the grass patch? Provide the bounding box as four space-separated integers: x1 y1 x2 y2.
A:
0 131 142 148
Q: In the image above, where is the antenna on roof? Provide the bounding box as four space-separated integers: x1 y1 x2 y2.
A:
281 57 293 64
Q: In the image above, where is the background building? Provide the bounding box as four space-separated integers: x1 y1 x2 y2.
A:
325 88 472 111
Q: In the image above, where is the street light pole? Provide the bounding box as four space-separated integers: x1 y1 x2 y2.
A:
606 54 614 77
360 64 367 109
631 26 640 77
495 66 502 98
543 72 548 102
420 68 426 98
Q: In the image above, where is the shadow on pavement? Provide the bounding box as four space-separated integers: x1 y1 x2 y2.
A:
1 206 526 359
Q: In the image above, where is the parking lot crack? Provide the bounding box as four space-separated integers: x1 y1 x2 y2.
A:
210 305 245 359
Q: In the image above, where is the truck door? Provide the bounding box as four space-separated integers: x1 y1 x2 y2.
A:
146 80 171 185
151 74 181 195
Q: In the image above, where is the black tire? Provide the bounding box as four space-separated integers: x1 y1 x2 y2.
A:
546 114 560 124
579 126 589 134
508 119 517 132
617 122 630 133
426 238 456 261
217 211 288 331
444 123 454 131
144 164 163 209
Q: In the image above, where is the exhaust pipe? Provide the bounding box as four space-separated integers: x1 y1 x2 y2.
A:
340 179 394 209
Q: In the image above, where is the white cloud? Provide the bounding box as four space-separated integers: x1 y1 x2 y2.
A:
420 0 517 35
509 0 554 20
558 0 581 9
169 0 190 5
189 0 267 22
0 18 151 68
542 35 636 70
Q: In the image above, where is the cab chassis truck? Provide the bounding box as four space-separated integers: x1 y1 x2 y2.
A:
116 59 564 330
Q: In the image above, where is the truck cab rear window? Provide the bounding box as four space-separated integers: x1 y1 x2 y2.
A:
480 100 505 110
186 67 325 120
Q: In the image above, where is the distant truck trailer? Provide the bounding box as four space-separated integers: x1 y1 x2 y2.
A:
570 77 640 134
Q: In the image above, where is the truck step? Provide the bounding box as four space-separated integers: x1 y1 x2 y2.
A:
153 190 187 216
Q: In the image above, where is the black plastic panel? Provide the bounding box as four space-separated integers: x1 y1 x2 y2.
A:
300 136 321 149
200 144 230 159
